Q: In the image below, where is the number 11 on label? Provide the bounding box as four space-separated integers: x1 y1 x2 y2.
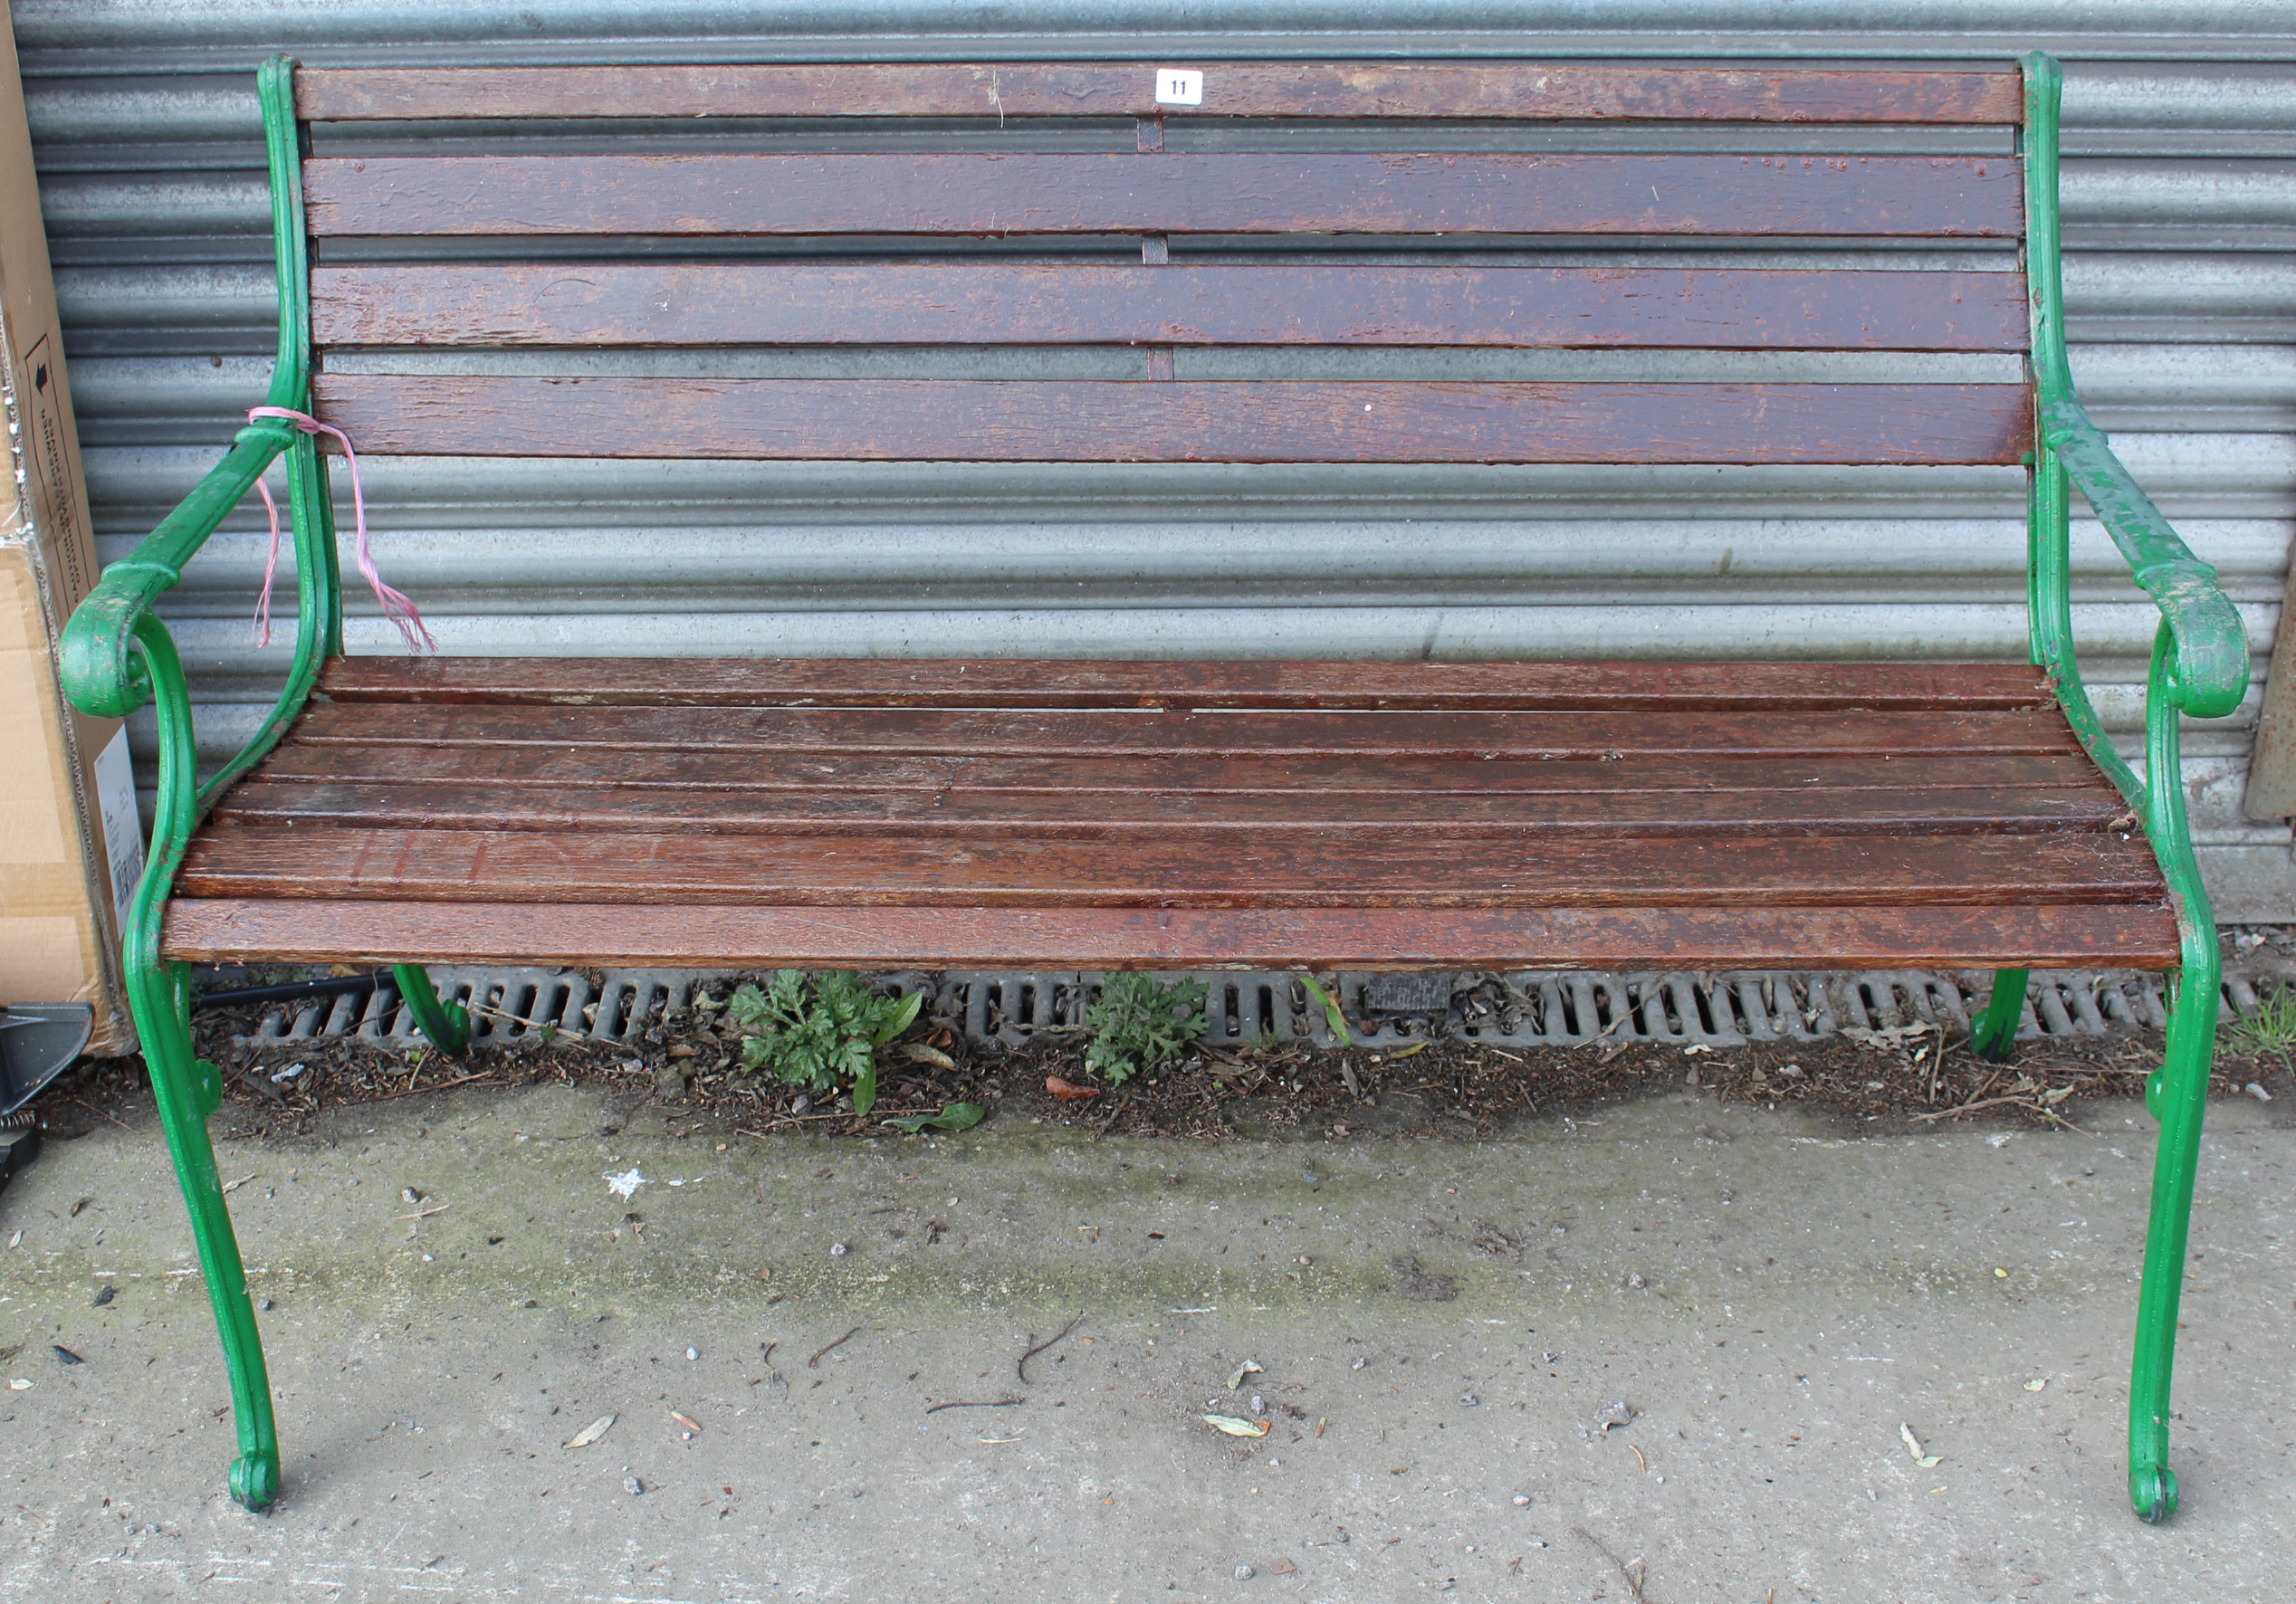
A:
1154 69 1203 106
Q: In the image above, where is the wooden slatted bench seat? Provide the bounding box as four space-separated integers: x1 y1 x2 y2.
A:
176 657 2176 970
60 53 2245 1523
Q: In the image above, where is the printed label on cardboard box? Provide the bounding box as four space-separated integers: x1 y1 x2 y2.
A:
93 726 142 930
19 331 87 599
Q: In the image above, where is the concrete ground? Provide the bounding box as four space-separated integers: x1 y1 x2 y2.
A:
0 1079 2289 1603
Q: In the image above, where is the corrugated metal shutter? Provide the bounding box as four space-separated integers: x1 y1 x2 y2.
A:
16 3 2296 915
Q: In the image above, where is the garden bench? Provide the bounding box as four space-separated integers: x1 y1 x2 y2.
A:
60 53 2242 1521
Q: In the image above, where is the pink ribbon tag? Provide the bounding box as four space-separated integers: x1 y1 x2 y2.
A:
246 405 435 653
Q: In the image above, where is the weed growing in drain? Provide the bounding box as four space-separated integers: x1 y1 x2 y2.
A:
1084 972 1209 1084
728 970 923 1117
2226 985 2296 1067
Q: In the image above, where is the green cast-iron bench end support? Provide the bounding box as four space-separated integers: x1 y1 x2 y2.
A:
2003 51 2246 1525
54 62 471 1513
56 50 2244 1523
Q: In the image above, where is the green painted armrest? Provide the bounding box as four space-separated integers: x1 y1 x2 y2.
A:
2041 396 2249 720
60 421 296 719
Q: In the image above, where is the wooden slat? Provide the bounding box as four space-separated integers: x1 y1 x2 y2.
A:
301 153 2024 239
285 702 2081 759
309 263 2029 354
309 376 2033 466
295 62 2026 125
312 657 2059 711
251 746 2110 799
158 900 2183 970
208 778 2127 837
174 826 2158 908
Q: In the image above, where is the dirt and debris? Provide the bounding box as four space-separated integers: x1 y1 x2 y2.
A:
924 1397 1024 1415
1389 1256 1460 1303
808 1326 865 1368
1574 1527 1648 1602
560 1415 614 1449
1203 1415 1269 1439
1016 1313 1084 1384
30 943 2296 1146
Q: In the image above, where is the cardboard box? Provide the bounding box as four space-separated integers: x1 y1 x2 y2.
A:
0 0 137 1058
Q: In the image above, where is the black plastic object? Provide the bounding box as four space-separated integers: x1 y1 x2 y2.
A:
192 972 382 1013
0 1122 39 1196
0 1003 93 1115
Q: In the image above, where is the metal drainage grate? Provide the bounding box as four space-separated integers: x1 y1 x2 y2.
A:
234 965 2282 1053
935 969 2182 1050
236 967 701 1048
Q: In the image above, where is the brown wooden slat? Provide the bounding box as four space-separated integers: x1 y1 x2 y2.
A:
285 702 2081 759
173 826 2159 907
251 745 2110 799
209 778 2127 837
309 263 2029 354
309 376 2033 466
312 657 2058 711
158 900 2182 970
295 62 2026 125
301 153 2023 239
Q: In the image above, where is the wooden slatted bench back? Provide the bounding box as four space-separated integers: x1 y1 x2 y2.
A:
290 61 2035 470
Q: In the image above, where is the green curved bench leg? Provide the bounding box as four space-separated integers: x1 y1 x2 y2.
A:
129 955 280 1510
1972 968 2029 1061
390 963 470 1054
2127 950 2218 1523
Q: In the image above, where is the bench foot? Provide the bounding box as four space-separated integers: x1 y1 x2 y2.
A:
230 1448 282 1512
129 958 281 1510
2126 949 2215 1525
2129 1463 2177 1524
390 963 470 1054
1971 968 2027 1061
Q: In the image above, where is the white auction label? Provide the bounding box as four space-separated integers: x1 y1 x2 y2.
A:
1153 68 1203 107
